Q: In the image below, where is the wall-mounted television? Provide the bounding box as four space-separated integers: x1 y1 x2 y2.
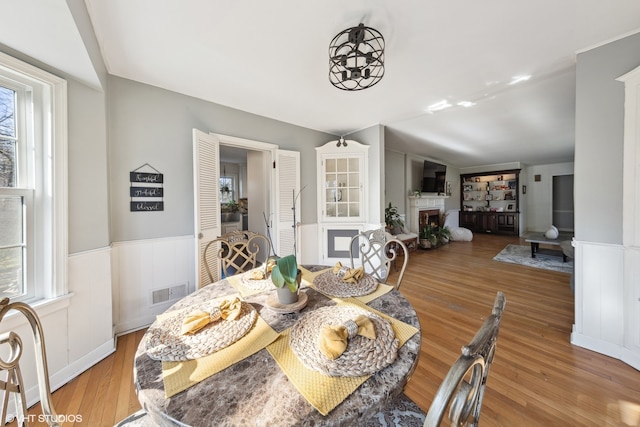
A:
421 160 447 193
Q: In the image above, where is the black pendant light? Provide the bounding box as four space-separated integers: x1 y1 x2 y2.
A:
329 23 385 91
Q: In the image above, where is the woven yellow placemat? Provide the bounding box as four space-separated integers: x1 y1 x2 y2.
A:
337 298 419 351
299 266 330 284
160 306 279 397
226 269 271 297
266 299 419 415
300 266 393 303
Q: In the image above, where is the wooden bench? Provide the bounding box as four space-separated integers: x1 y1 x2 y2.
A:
394 233 418 253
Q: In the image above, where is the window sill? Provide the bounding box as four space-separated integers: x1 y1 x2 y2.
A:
1 293 74 331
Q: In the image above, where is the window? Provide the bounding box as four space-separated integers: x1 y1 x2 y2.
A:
220 176 234 203
0 52 67 303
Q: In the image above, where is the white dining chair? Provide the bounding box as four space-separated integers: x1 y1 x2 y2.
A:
349 229 409 290
366 291 507 427
203 230 271 283
0 298 59 426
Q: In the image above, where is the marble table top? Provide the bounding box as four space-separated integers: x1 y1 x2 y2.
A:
134 265 422 426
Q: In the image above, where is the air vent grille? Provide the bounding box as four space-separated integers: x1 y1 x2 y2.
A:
152 283 188 305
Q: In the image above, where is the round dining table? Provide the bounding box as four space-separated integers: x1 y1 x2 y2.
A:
134 265 421 426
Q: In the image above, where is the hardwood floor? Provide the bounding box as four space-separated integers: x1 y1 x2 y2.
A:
398 234 640 426
21 234 640 426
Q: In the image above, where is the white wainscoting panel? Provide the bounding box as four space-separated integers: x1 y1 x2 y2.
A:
2 299 70 410
623 246 640 370
3 246 116 410
112 235 196 334
68 248 114 362
299 223 318 265
572 240 624 357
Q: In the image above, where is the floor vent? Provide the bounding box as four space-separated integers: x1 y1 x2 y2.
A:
152 283 188 305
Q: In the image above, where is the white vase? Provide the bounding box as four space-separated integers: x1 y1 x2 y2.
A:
545 225 559 240
276 287 298 304
275 269 302 305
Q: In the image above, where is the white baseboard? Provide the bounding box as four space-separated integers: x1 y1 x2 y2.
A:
570 329 623 359
117 314 157 335
621 347 640 371
25 338 115 409
571 330 640 371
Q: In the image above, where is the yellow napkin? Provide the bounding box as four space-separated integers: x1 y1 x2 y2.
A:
266 299 420 416
333 261 364 284
318 314 376 359
181 297 242 335
163 315 279 398
301 267 392 304
249 269 266 280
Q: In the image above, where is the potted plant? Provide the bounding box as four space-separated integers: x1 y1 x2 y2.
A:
419 226 432 249
420 225 438 249
438 226 452 245
270 254 301 304
226 199 240 212
384 203 404 234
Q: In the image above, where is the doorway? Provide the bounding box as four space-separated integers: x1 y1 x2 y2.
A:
552 174 574 232
215 133 302 259
219 144 272 242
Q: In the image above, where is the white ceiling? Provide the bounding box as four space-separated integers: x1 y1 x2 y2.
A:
4 1 640 168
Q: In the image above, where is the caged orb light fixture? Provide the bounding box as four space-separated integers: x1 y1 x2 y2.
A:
329 23 385 91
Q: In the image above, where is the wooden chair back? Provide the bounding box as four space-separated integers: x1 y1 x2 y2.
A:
203 230 271 282
0 298 59 426
349 229 409 290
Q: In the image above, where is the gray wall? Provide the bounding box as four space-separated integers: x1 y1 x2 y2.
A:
67 0 111 253
67 81 110 252
385 149 406 216
0 20 111 254
575 32 640 244
107 76 336 242
525 162 574 233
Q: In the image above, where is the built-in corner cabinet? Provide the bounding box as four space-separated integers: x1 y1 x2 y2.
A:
459 170 520 236
316 140 369 264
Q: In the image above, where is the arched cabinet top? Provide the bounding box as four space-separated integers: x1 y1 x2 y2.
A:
316 139 370 154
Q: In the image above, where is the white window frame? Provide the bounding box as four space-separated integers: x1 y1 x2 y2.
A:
0 51 67 302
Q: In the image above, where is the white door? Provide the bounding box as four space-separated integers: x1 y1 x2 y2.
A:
193 129 221 288
275 150 300 258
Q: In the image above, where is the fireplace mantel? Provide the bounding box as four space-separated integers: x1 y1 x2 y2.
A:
408 195 448 233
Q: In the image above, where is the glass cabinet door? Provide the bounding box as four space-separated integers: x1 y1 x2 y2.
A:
322 155 363 220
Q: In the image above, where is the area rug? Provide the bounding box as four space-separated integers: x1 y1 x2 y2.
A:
493 244 573 274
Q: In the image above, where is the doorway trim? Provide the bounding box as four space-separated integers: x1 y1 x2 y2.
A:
212 132 278 246
214 133 278 153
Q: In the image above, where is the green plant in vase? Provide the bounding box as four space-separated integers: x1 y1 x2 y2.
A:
438 226 452 245
384 202 404 234
420 225 438 249
270 254 301 304
226 199 240 212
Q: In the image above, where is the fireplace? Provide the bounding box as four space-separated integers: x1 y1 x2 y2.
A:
419 209 440 231
408 195 447 233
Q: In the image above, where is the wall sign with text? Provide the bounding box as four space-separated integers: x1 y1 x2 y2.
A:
130 164 164 212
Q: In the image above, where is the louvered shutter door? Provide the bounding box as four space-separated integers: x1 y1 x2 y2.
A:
275 150 300 258
193 129 221 288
